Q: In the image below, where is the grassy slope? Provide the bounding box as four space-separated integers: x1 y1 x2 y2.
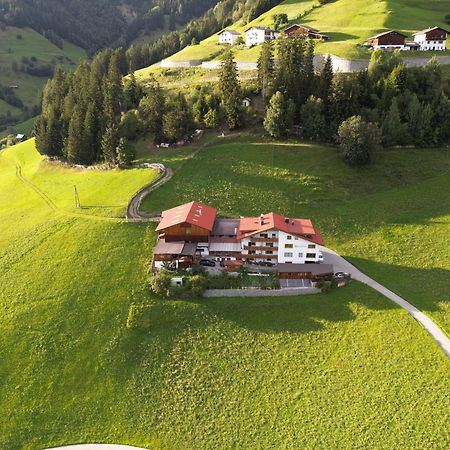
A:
140 139 450 333
0 141 449 449
0 26 86 117
164 0 450 63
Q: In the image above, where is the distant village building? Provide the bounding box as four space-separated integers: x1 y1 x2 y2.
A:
245 26 279 47
413 27 448 51
367 27 448 52
367 30 409 51
15 134 26 142
284 24 329 40
218 29 241 45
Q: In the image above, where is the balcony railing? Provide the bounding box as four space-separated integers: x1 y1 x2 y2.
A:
244 246 278 252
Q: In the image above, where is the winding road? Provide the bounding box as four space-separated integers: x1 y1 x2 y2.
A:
320 246 450 358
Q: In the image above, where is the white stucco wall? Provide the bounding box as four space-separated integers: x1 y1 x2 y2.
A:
277 231 322 264
414 34 447 51
219 32 240 45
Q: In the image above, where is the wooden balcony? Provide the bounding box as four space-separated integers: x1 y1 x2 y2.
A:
249 237 278 243
244 246 278 252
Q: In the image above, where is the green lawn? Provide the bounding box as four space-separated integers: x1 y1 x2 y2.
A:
163 0 450 64
0 139 449 449
140 138 450 333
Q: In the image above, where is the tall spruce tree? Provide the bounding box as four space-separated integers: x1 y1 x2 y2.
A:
382 98 408 146
101 123 120 165
66 106 84 164
257 40 275 103
218 49 242 130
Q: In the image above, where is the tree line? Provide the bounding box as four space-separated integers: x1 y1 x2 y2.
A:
255 38 450 164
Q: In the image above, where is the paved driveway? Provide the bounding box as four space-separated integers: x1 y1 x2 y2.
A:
320 246 450 358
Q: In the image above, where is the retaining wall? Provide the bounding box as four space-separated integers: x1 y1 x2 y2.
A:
204 288 320 298
160 59 203 68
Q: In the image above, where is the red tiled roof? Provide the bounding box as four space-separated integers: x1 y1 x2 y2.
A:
237 212 324 245
156 202 217 232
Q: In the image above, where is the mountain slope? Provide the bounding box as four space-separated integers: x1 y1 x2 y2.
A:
162 0 450 63
0 26 86 133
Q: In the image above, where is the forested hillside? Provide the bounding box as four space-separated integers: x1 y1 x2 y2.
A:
0 0 223 51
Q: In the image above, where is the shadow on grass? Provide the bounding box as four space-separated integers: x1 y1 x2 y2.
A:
108 259 450 381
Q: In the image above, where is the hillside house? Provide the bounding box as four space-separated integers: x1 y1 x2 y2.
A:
218 29 241 45
367 30 409 51
237 213 324 265
284 24 329 40
153 202 328 277
245 26 279 47
413 27 448 51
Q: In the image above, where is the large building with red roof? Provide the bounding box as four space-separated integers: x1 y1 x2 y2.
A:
153 202 324 270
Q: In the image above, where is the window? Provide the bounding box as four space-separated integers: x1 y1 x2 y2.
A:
285 244 293 249
248 242 255 247
284 252 293 257
298 253 303 258
308 244 316 249
306 253 316 259
266 251 273 255
267 243 273 247
261 233 268 238
287 235 292 240
272 233 276 238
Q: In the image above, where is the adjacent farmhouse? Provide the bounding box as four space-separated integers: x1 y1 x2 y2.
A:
413 27 448 51
367 30 409 51
218 29 241 45
245 26 279 47
284 24 329 40
153 202 328 281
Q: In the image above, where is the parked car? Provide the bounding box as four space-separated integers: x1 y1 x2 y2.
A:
334 272 350 279
199 259 216 267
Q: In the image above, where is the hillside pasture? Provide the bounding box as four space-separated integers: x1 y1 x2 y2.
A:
162 0 450 65
0 140 449 449
140 139 450 332
0 26 86 124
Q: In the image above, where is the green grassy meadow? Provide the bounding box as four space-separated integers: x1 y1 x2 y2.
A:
140 139 450 333
0 138 449 449
164 0 450 63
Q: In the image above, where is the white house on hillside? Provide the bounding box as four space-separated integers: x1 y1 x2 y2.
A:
245 26 279 47
237 213 324 264
218 29 241 45
413 27 448 51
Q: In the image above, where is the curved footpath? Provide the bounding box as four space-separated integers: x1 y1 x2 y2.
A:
320 246 450 358
126 165 173 222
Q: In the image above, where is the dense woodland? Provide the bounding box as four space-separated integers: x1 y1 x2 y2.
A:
257 39 450 164
35 35 450 167
0 0 282 54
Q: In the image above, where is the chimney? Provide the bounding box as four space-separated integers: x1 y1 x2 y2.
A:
285 218 290 224
260 214 264 225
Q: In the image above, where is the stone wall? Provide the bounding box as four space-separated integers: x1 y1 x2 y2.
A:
204 287 320 298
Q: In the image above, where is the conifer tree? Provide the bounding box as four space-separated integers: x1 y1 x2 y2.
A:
66 106 84 164
382 98 408 146
218 49 242 130
116 137 135 167
300 96 326 141
263 91 295 138
101 123 120 165
139 78 165 141
257 40 275 102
